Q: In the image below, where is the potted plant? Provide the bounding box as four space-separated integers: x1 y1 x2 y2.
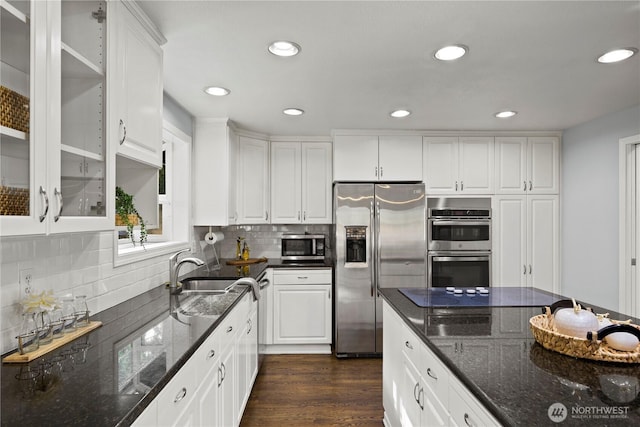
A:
115 186 147 247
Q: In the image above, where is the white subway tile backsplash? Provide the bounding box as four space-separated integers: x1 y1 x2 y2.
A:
0 230 179 355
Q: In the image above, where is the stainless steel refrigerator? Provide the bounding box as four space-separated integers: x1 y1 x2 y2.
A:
334 183 426 356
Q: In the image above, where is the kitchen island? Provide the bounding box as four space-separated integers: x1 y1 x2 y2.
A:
380 288 640 426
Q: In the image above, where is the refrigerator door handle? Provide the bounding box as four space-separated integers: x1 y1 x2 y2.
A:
375 200 382 293
370 200 375 297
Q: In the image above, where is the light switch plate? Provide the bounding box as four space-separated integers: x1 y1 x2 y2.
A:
19 268 34 296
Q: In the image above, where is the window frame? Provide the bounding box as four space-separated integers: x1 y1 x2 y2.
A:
113 121 192 266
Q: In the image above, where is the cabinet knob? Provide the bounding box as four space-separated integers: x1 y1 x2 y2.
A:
207 349 216 359
405 340 413 350
227 326 233 333
464 413 475 427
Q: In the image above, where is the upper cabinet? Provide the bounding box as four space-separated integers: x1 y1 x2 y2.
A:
271 141 332 224
237 135 269 224
423 136 494 194
0 0 164 237
111 0 164 168
333 135 422 182
193 119 238 226
495 136 560 194
1 0 48 235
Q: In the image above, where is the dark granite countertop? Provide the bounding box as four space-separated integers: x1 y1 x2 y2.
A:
380 288 640 426
0 284 253 427
0 259 331 427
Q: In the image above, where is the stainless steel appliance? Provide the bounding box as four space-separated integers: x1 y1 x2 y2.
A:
281 233 326 262
334 183 426 356
427 197 492 288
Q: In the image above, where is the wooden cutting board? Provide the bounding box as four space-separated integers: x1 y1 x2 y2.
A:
225 257 268 266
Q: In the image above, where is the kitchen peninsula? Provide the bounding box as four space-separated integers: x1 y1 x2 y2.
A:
380 288 640 426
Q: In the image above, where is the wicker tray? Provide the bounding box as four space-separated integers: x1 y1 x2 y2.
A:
0 186 29 216
0 86 29 133
530 313 640 363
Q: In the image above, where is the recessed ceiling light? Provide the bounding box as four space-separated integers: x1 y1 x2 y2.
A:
495 110 517 119
283 108 304 116
390 109 411 118
204 86 230 96
268 41 301 57
597 48 637 64
434 45 468 61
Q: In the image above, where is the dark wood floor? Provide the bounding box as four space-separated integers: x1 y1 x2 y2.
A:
240 354 383 427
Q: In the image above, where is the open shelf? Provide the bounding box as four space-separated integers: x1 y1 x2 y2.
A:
61 42 104 79
0 125 27 141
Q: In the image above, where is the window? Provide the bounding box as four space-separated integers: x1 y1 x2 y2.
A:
114 122 191 265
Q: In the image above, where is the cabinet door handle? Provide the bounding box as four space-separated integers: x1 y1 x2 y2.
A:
523 181 527 191
464 413 475 427
265 210 269 221
39 186 49 222
375 166 378 178
227 326 233 333
207 349 216 359
297 276 308 280
380 166 383 177
405 340 413 350
247 319 252 334
461 181 464 191
328 289 331 299
218 366 223 387
523 265 526 275
119 119 126 145
529 265 532 274
426 368 438 381
297 211 300 220
303 211 306 221
221 362 226 381
529 180 532 191
174 387 187 403
418 387 425 410
413 382 420 403
53 188 63 222
455 181 458 191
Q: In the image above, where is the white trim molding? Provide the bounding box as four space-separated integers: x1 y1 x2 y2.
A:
619 133 640 316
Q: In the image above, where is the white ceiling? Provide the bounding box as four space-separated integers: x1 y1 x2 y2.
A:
139 0 640 136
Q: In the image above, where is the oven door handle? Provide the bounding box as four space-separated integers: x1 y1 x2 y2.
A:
432 256 490 262
430 220 491 226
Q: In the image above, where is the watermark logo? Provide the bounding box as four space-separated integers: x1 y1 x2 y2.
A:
548 402 568 423
547 402 630 423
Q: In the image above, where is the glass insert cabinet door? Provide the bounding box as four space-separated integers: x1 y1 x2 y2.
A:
0 1 32 218
59 0 106 218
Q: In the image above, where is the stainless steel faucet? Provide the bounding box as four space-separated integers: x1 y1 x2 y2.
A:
169 248 204 292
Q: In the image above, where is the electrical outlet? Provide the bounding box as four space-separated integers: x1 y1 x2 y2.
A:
19 268 34 296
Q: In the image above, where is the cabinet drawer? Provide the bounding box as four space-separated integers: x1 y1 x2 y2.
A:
400 325 424 374
273 269 332 285
193 327 221 379
422 344 450 410
155 357 197 423
449 377 500 427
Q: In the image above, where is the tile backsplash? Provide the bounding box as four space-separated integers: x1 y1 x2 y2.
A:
0 231 169 355
0 224 333 355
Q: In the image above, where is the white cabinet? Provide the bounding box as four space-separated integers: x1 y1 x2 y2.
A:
136 292 257 427
272 269 332 345
383 301 501 427
193 119 238 225
1 0 117 235
495 136 560 194
155 353 198 427
271 141 332 224
423 136 494 194
237 135 269 224
111 0 164 168
333 135 422 181
492 195 559 293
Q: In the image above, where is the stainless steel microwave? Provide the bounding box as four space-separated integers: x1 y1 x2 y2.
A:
281 234 326 261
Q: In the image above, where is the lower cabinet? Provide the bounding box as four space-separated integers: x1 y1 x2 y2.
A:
272 269 332 347
133 293 258 427
382 301 500 427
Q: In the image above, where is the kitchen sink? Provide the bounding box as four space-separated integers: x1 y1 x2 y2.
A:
179 278 237 293
176 290 241 317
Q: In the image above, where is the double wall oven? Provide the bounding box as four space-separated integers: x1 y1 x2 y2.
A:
427 197 492 288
